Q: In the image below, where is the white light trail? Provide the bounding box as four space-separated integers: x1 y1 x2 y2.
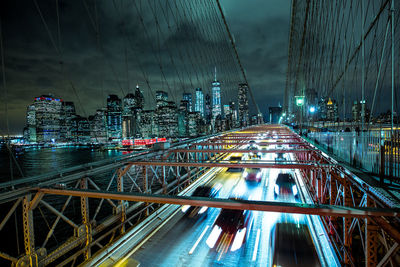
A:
252 229 261 261
206 225 222 248
189 225 209 255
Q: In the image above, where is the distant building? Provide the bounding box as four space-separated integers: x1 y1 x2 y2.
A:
140 110 156 138
269 106 282 124
180 99 190 112
250 115 258 125
134 85 144 109
326 98 338 121
122 93 136 139
223 104 235 129
352 100 370 123
107 94 122 141
223 104 231 118
195 88 204 117
318 98 327 120
33 95 63 143
60 101 76 142
204 93 212 124
238 83 249 127
156 101 178 137
188 112 201 137
211 68 222 121
183 93 193 112
91 108 107 143
178 107 188 137
156 91 168 108
229 101 238 126
72 115 91 143
26 104 36 142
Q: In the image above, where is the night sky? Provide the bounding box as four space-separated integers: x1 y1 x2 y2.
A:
0 0 290 134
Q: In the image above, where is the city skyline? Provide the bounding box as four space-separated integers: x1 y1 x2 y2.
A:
0 0 291 134
22 80 250 142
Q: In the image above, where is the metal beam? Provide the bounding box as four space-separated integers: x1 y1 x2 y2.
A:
194 142 307 146
40 200 78 229
123 161 328 169
37 188 400 218
170 149 314 154
0 198 21 231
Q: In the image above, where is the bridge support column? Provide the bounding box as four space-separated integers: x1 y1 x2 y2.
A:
162 166 167 194
17 195 38 267
143 167 149 216
117 169 126 234
80 178 91 260
329 172 337 236
343 181 353 265
365 197 378 267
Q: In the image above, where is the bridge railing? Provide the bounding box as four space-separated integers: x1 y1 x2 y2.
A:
307 130 400 183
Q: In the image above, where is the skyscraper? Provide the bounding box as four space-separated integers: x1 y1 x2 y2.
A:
34 95 63 142
188 112 200 137
60 101 76 142
134 85 144 109
156 101 178 137
107 94 122 141
140 110 156 138
204 93 212 124
238 83 249 127
195 88 204 117
26 104 36 142
183 93 193 112
91 108 107 143
326 98 338 122
122 93 135 139
156 91 168 108
223 104 231 118
211 68 221 120
229 101 238 126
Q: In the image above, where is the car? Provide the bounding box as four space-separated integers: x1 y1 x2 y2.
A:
206 207 253 252
243 168 262 182
276 140 284 149
227 154 243 172
181 185 220 217
247 144 261 159
229 155 242 163
275 153 286 163
274 173 298 199
270 223 321 266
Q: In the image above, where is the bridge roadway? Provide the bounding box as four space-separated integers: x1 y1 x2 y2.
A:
91 144 339 266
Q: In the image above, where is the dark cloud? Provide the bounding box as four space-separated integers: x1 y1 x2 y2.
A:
0 0 290 134
221 0 290 113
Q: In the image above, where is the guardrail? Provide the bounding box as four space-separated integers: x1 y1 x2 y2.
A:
305 130 400 183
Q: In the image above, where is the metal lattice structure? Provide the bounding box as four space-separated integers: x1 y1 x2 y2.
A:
1 125 400 266
285 0 400 127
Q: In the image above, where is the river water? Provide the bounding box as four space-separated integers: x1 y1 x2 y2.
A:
0 144 124 183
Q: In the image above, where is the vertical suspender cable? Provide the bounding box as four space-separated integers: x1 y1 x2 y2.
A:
391 0 395 135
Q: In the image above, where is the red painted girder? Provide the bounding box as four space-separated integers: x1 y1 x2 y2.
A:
38 188 400 218
214 137 300 141
193 142 308 146
124 161 330 169
170 149 314 154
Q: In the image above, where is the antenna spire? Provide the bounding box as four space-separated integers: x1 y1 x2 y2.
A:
214 66 217 81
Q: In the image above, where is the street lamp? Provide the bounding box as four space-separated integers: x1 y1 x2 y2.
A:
295 96 305 107
295 96 305 134
309 106 316 113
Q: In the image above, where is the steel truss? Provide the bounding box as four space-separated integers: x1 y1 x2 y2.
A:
1 126 399 266
0 131 241 266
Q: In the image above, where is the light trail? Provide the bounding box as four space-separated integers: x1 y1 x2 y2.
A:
252 229 261 261
189 225 209 255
